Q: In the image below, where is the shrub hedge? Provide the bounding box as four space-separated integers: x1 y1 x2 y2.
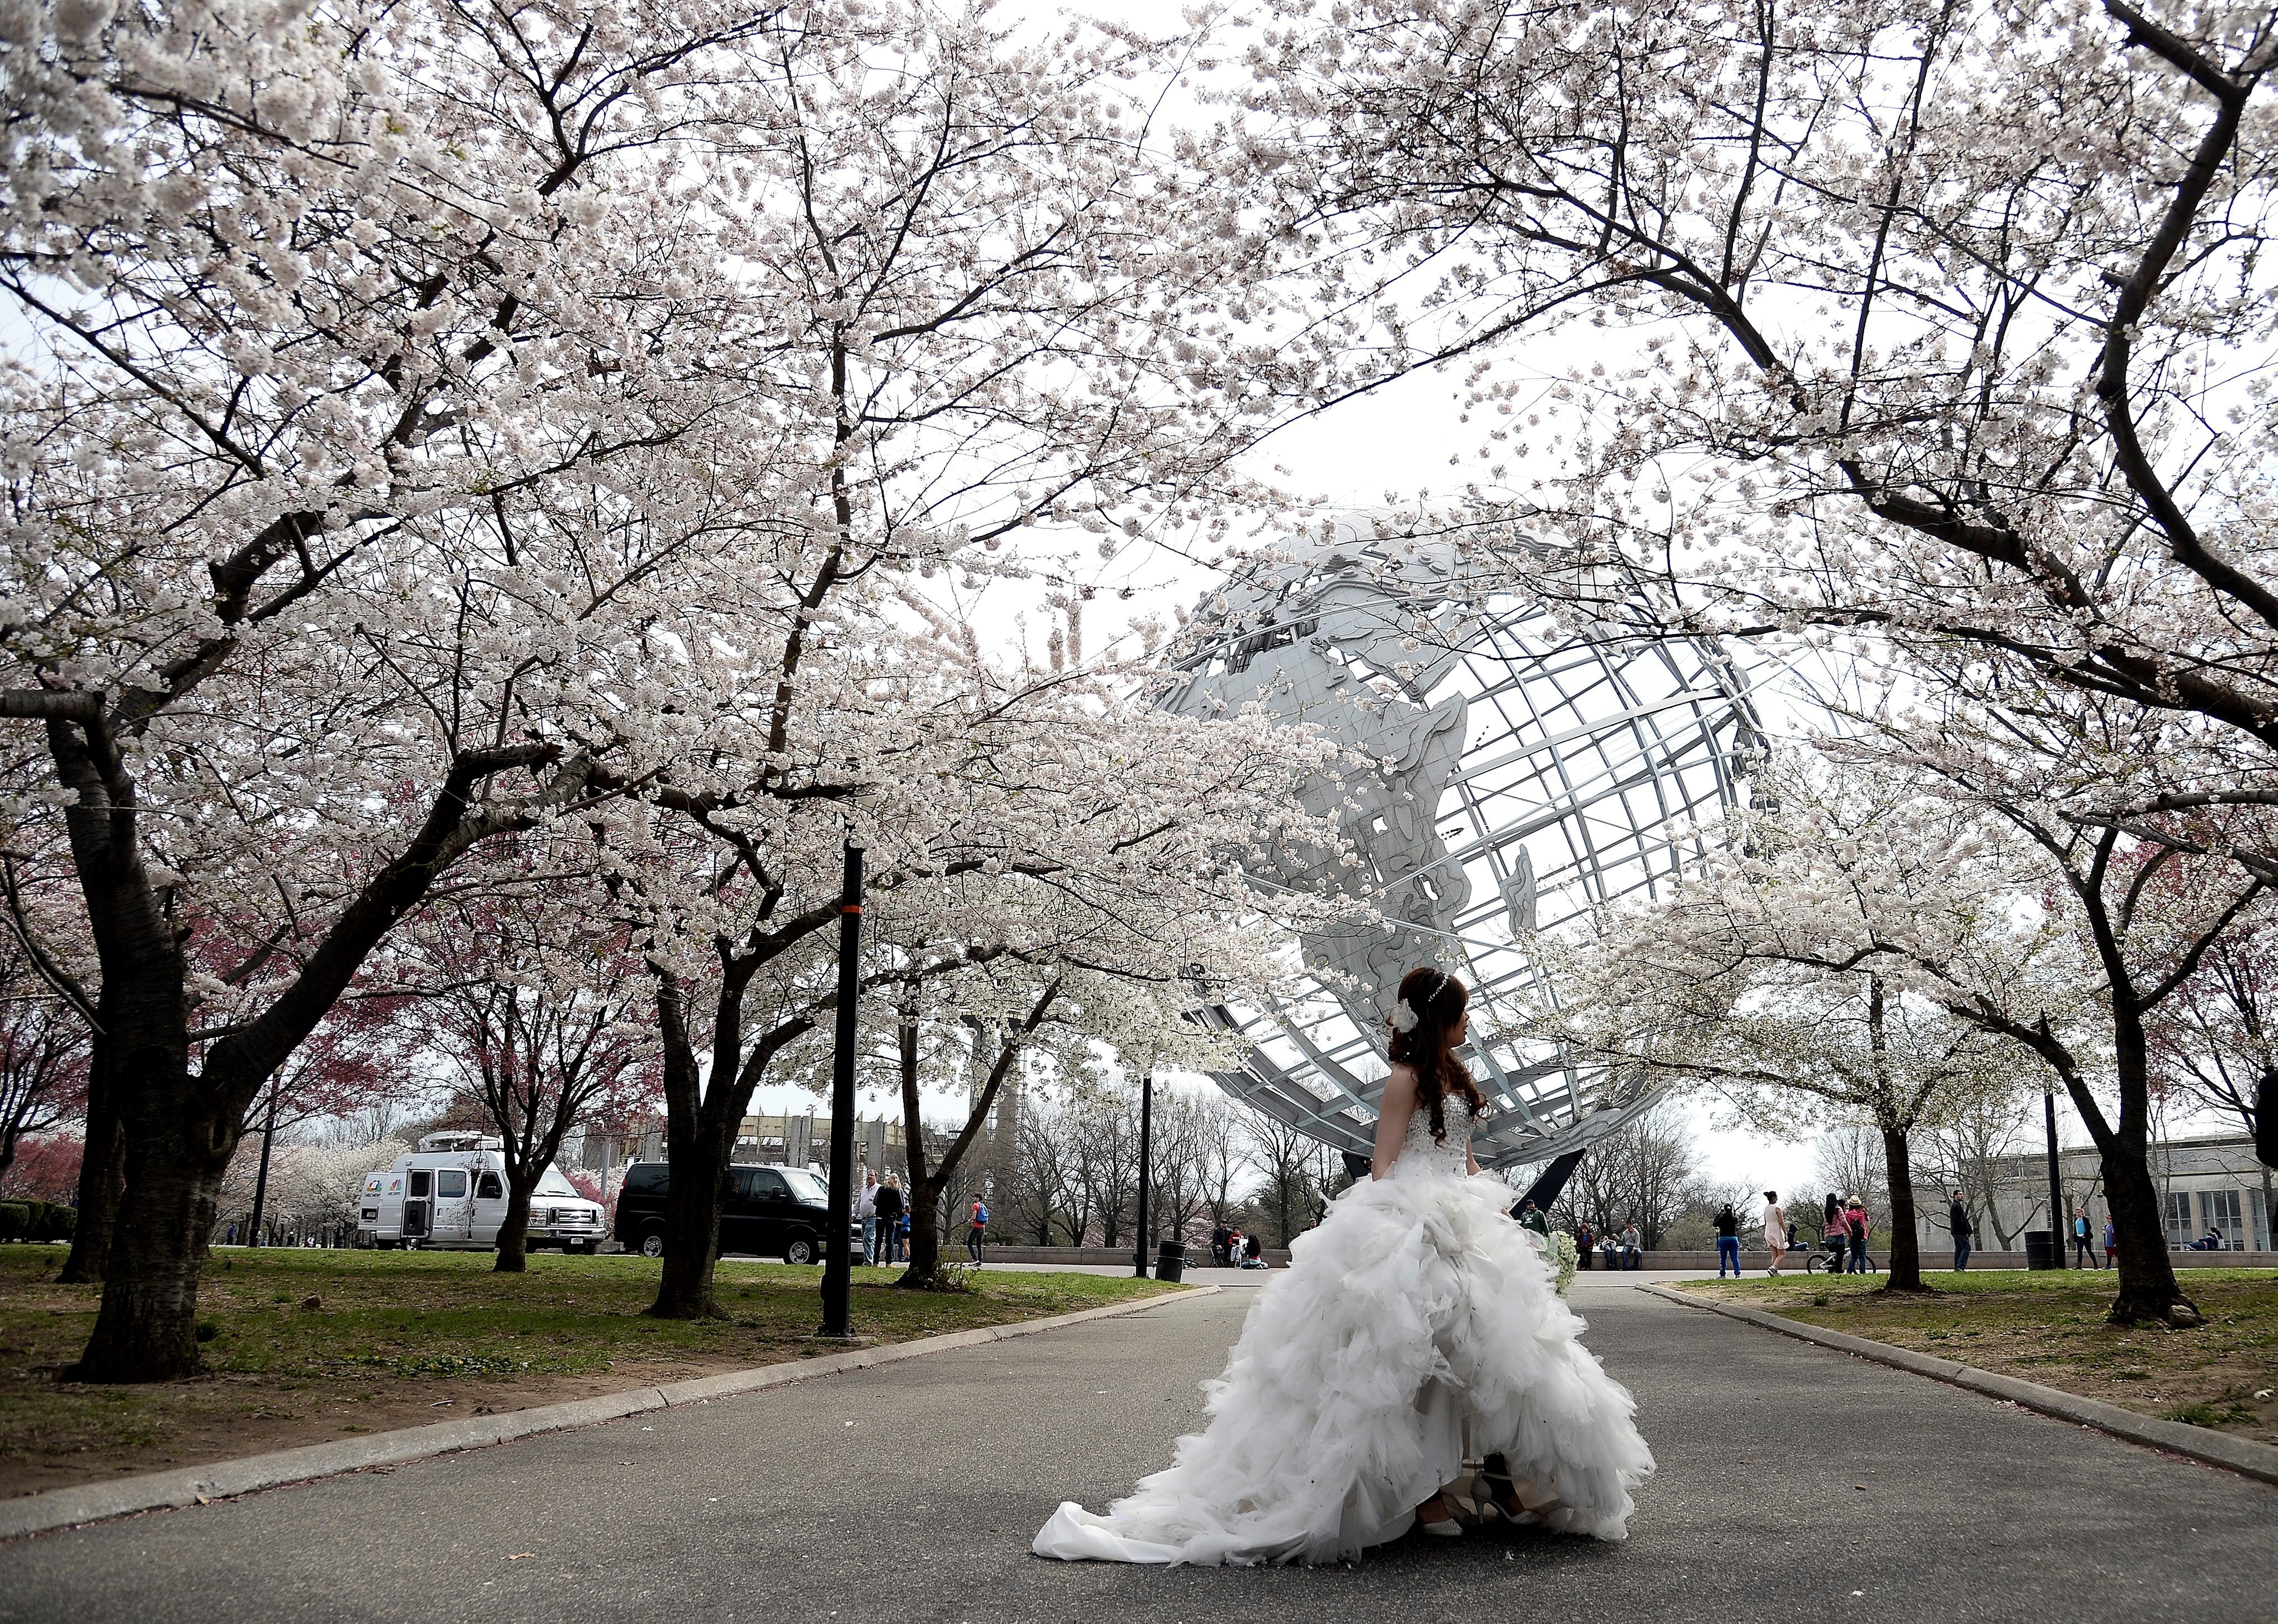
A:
0 1200 76 1241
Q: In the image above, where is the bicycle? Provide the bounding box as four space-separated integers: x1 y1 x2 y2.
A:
1804 1240 1879 1275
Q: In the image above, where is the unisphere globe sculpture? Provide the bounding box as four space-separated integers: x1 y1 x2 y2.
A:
1162 514 1764 1171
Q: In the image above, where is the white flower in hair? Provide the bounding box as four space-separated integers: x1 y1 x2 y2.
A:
1389 998 1420 1033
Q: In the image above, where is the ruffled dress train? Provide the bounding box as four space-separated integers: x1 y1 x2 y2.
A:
1032 1101 1655 1566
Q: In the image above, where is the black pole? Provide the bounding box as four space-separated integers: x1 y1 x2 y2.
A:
1134 1071 1154 1279
819 843 865 1338
246 1073 278 1247
2044 1082 2066 1269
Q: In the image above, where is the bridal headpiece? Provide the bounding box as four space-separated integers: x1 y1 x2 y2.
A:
1389 969 1448 1034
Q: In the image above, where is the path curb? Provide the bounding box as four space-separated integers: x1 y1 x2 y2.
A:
1642 1283 2278 1487
0 1283 1219 1543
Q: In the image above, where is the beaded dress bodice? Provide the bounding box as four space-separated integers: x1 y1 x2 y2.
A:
1396 1093 1476 1176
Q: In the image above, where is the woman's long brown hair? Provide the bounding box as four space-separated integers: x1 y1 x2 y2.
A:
1386 966 1485 1143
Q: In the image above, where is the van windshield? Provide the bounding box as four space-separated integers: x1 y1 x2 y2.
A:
536 1165 581 1197
780 1169 827 1205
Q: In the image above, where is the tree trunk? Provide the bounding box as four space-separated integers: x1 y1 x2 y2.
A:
1878 1120 1926 1292
651 1126 731 1317
59 1043 122 1284
67 1082 236 1382
2100 1127 2198 1325
645 970 732 1318
892 980 1058 1289
494 1179 534 1273
2097 1017 2197 1324
897 1014 944 1286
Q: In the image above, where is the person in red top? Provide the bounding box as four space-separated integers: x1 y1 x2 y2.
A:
1822 1194 1849 1272
1844 1199 1870 1272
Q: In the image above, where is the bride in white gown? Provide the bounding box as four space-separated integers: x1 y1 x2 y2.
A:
1033 966 1655 1566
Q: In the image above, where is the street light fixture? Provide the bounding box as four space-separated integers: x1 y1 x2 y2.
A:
2043 1075 2066 1270
1133 1069 1155 1280
819 842 865 1338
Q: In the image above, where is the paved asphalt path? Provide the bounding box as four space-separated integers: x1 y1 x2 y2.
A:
2 1280 2269 1623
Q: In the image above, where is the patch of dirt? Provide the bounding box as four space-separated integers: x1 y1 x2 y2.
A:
1863 1324 2278 1447
1686 1273 2278 1449
1 1353 776 1501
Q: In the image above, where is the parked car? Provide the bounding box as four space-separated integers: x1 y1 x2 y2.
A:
356 1133 606 1253
612 1160 860 1265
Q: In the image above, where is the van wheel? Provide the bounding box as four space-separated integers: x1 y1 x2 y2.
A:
784 1234 818 1266
638 1229 666 1259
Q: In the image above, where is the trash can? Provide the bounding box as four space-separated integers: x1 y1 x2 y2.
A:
1155 1239 1186 1283
2023 1229 2059 1270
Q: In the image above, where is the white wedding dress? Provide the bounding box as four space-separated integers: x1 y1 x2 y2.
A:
1032 1097 1655 1566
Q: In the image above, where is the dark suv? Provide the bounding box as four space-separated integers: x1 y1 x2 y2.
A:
613 1162 858 1265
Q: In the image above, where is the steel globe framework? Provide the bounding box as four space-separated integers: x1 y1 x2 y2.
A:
1163 516 1762 1171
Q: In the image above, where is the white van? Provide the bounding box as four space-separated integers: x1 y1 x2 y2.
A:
356 1132 606 1254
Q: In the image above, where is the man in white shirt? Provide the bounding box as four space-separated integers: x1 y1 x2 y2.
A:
1762 1190 1789 1275
856 1169 880 1265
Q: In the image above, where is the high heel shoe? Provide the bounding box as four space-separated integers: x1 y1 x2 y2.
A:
1480 1459 1564 1527
1415 1496 1464 1537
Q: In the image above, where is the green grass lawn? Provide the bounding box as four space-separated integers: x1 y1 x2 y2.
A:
1681 1269 2278 1445
0 1245 1181 1499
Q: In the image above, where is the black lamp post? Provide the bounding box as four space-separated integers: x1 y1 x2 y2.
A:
819 843 865 1339
1133 1070 1155 1279
2043 1076 2067 1269
246 1072 279 1247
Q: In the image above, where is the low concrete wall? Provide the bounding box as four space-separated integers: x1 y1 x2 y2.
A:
978 1244 1292 1267
981 1242 2276 1272
1575 1247 2278 1272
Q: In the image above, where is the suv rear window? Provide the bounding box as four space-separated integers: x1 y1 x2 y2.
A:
622 1163 667 1195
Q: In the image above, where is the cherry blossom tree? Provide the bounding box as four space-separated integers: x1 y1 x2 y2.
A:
1241 0 2278 1320
1253 0 2278 788
1541 756 2104 1295
1550 732 2274 1318
0 0 785 1379
561 2 1345 1319
395 869 660 1271
0 943 86 1194
616 647 1348 1310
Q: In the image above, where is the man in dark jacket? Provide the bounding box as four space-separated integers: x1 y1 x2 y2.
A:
1948 1193 1974 1271
873 1176 906 1265
1210 1223 1232 1267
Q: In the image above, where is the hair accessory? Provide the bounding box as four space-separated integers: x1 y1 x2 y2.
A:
1389 998 1420 1033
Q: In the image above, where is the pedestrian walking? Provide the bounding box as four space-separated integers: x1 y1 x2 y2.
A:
1210 1222 1232 1267
1844 1199 1869 1272
1619 1219 1642 1271
1516 1198 1549 1236
2072 1208 2097 1267
857 1167 879 1265
967 1196 989 1264
874 1175 905 1265
1714 1202 1742 1277
1576 1219 1596 1270
1948 1191 1973 1271
2103 1214 2116 1266
1762 1191 1789 1275
1823 1194 1848 1274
